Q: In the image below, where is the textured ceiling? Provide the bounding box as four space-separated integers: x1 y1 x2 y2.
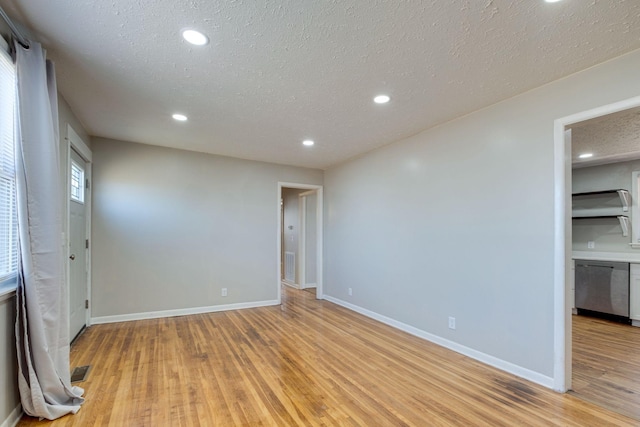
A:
2 0 640 169
572 107 640 168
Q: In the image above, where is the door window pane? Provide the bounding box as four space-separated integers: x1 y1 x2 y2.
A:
70 160 84 204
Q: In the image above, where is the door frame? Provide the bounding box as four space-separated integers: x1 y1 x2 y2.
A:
277 182 323 303
553 95 640 392
66 125 92 329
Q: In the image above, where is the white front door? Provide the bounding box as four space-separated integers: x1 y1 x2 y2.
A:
69 147 88 341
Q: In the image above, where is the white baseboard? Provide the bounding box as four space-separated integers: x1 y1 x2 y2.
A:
323 295 554 390
91 300 279 324
301 283 317 289
281 281 300 289
632 319 640 327
1 404 22 427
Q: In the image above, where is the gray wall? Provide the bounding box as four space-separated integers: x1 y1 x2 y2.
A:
324 48 640 380
59 94 91 148
91 138 323 318
572 159 640 253
0 296 18 426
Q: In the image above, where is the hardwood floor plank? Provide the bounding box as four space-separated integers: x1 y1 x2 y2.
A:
17 288 638 426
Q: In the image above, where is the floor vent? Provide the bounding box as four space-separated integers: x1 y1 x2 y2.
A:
70 365 91 383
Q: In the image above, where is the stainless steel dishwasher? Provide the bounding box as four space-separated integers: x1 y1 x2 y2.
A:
575 260 630 321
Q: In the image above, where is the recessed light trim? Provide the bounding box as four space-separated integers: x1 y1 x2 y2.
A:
182 29 209 46
374 95 391 104
302 140 315 146
544 0 563 3
172 113 188 121
578 153 593 159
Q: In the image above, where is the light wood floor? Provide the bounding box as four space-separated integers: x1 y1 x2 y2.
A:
572 314 640 421
19 287 637 426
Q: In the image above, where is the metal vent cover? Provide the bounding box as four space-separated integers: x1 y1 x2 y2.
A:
70 365 91 383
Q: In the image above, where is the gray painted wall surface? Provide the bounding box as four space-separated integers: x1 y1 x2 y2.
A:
324 49 640 379
572 159 640 253
59 94 91 150
0 296 18 426
91 138 323 317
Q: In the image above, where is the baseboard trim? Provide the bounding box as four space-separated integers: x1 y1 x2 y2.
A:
1 404 22 427
282 281 300 289
91 300 280 324
323 295 554 390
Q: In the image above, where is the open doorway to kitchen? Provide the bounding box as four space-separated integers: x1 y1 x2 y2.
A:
277 182 323 304
555 96 640 420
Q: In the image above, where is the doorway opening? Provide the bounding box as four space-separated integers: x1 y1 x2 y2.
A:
277 182 323 304
555 96 640 419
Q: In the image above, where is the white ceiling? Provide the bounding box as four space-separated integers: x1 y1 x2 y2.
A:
572 106 640 168
2 0 640 169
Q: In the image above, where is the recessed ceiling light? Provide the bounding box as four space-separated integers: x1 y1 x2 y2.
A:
578 153 593 159
374 95 391 104
182 29 209 46
302 140 315 146
172 113 188 121
544 0 563 3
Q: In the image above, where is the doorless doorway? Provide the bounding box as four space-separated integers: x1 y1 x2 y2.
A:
277 182 323 304
554 95 640 392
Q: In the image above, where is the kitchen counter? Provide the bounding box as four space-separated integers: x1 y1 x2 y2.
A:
573 251 640 263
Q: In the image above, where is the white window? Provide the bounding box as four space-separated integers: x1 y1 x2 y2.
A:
70 160 84 203
0 36 17 287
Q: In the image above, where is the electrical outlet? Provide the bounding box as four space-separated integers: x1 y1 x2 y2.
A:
448 317 456 330
587 241 595 249
348 288 352 296
221 288 227 297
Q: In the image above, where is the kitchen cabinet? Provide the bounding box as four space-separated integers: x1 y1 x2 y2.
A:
630 264 640 326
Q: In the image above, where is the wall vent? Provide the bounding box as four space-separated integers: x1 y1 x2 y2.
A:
285 252 295 283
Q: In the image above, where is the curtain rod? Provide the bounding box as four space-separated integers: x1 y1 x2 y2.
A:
0 6 29 48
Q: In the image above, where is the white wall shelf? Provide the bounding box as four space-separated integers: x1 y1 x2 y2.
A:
572 189 630 211
572 189 631 236
571 215 630 237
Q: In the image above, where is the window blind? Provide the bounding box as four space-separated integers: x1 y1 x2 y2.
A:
0 37 17 282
